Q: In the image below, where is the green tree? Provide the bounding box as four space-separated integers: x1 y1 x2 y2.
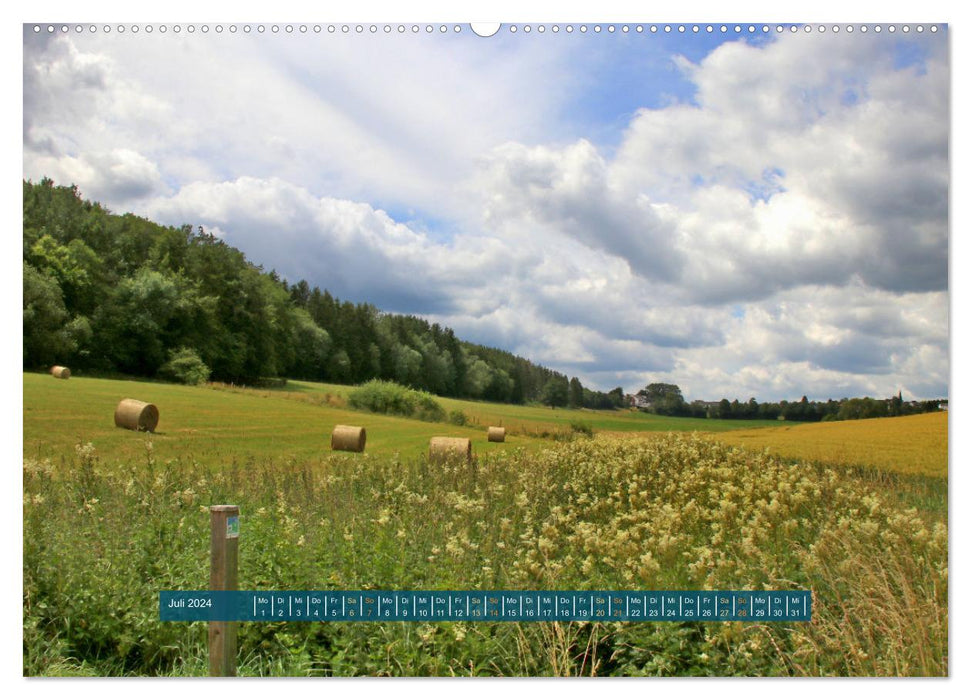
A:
93 268 215 376
463 355 493 398
542 377 569 409
413 334 455 395
569 377 584 409
391 343 423 387
23 263 74 367
718 398 731 419
638 383 686 415
27 234 106 316
288 309 331 380
328 348 352 383
158 347 211 385
608 387 625 408
746 397 759 419
484 367 514 403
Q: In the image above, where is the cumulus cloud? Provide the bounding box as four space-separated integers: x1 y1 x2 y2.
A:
23 32 110 153
464 31 947 311
145 177 503 315
473 139 684 282
30 148 166 203
611 31 949 300
432 304 679 382
629 285 949 401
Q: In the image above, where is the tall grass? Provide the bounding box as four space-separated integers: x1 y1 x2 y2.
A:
23 434 946 676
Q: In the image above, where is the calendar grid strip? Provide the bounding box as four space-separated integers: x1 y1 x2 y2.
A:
160 590 812 622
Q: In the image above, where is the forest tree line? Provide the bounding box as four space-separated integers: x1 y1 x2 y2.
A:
634 383 945 422
23 178 626 407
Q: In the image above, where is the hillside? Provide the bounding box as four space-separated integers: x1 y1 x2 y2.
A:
23 178 619 408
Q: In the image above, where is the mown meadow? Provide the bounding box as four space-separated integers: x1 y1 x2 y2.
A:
268 378 785 435
22 372 948 676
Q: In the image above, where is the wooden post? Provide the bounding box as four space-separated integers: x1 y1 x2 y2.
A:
209 505 239 677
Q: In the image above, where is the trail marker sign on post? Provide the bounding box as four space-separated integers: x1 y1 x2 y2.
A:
209 505 239 676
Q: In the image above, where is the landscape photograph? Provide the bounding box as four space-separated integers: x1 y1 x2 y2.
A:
21 18 949 678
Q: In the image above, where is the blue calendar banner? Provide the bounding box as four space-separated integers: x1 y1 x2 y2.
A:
160 590 811 622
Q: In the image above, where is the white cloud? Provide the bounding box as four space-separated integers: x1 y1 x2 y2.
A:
24 31 576 219
472 139 685 282
644 286 948 400
597 33 948 299
30 148 166 203
465 32 947 307
144 176 520 315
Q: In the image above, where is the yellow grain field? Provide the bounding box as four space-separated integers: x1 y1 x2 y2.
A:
713 411 948 478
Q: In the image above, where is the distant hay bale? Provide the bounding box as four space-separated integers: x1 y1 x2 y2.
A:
487 426 506 443
331 424 366 453
114 399 159 432
429 436 473 464
50 366 70 379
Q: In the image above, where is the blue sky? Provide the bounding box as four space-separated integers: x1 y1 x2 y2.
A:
21 19 950 401
500 29 733 149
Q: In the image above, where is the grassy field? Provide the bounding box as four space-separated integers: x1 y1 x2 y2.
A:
22 372 948 677
272 378 783 434
22 373 548 465
23 372 785 467
712 412 948 478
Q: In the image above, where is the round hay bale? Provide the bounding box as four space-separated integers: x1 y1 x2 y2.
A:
487 426 506 443
114 398 159 432
50 366 71 379
331 424 366 453
429 436 473 464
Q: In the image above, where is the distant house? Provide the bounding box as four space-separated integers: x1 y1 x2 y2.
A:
627 394 653 410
